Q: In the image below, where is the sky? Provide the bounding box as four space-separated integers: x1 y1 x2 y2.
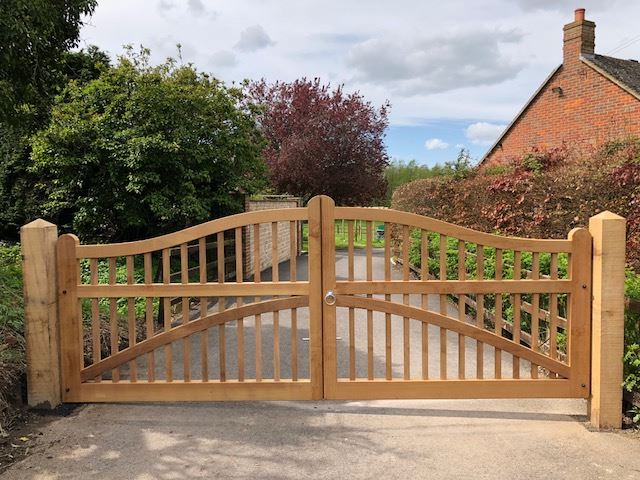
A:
78 0 640 166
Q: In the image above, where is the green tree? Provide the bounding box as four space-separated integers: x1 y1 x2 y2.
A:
0 0 97 126
31 48 267 242
443 148 474 179
384 159 447 205
0 0 101 239
0 46 111 239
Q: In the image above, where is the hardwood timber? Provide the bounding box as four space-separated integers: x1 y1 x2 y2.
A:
336 296 570 379
21 220 61 407
77 208 308 257
334 207 571 253
589 213 624 429
80 297 308 381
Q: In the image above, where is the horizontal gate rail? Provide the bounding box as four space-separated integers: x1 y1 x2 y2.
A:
76 208 308 257
77 281 309 298
334 280 572 295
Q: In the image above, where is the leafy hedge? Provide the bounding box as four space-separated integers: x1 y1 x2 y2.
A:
392 140 640 269
0 243 25 431
391 139 640 398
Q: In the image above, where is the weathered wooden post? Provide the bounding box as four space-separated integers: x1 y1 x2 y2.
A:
589 211 626 429
20 219 61 408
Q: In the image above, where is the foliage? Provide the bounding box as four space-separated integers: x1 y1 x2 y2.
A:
392 139 640 269
0 244 23 336
31 48 267 242
384 150 474 205
0 0 97 126
0 243 25 432
392 138 640 395
444 148 474 179
0 45 110 240
624 344 640 393
249 78 389 205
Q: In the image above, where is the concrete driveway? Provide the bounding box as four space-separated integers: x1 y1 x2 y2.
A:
5 249 640 479
4 400 640 479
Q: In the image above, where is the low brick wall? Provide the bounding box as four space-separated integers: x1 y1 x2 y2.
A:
242 195 301 279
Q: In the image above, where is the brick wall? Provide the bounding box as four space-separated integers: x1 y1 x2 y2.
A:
482 11 640 167
242 195 301 280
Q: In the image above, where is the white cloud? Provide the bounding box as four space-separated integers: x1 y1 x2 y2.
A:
81 1 640 126
157 0 175 12
187 0 205 15
211 50 237 68
235 25 275 52
425 138 449 150
455 143 465 149
347 29 523 96
465 122 507 145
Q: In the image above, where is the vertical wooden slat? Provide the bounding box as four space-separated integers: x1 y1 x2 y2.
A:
271 222 280 381
402 224 410 380
439 235 447 380
385 223 392 380
180 244 190 382
512 250 522 379
530 252 540 379
235 228 245 382
366 221 374 380
569 227 592 399
126 255 137 382
90 259 101 381
420 230 429 380
253 224 262 382
494 248 503 379
319 196 337 398
57 234 80 401
198 238 209 382
348 220 356 380
108 257 119 382
457 241 465 380
549 253 559 375
162 249 172 382
476 245 484 379
144 253 155 382
217 232 226 382
289 221 297 381
307 197 325 399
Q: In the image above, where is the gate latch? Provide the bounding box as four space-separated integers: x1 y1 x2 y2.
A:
324 290 336 306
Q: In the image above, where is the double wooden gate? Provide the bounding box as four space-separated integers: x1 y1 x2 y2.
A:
54 195 592 402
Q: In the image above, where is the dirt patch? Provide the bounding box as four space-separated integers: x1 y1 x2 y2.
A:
0 403 78 474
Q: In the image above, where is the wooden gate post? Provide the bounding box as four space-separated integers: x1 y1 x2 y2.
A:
20 219 61 408
589 211 626 429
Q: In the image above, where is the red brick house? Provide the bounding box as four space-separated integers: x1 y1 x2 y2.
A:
480 8 640 167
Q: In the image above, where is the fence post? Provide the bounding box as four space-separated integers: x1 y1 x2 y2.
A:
589 211 626 429
20 219 61 408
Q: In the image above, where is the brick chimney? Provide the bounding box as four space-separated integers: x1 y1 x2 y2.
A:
563 8 595 64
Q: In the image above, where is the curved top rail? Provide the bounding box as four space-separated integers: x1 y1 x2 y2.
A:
335 207 572 253
76 208 308 258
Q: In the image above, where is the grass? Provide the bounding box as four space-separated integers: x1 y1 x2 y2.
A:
301 220 386 251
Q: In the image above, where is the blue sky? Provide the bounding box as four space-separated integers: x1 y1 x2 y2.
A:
386 121 504 166
79 1 640 168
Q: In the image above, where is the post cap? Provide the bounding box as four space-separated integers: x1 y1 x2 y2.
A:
20 218 57 230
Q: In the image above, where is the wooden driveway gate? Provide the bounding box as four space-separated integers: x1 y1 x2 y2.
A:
20 196 627 426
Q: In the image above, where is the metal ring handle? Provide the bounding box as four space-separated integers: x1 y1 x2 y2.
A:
324 290 336 306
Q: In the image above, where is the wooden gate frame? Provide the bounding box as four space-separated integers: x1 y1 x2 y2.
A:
20 197 626 428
